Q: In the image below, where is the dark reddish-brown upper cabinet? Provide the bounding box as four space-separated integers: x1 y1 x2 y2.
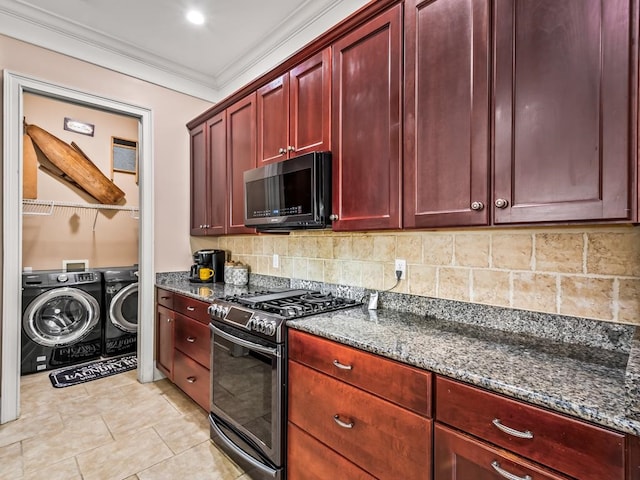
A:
226 93 257 234
189 122 209 235
257 48 331 166
331 4 403 231
190 108 250 236
493 0 634 224
207 112 228 235
404 0 491 228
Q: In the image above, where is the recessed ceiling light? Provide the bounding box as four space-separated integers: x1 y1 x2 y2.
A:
186 10 205 25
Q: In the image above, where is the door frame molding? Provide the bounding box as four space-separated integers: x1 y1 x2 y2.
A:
2 70 155 423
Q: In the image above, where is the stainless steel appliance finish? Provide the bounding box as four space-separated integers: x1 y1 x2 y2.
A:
208 288 359 480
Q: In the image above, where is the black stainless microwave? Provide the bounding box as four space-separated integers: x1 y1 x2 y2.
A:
243 151 331 231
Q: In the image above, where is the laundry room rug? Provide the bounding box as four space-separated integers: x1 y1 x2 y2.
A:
49 354 137 388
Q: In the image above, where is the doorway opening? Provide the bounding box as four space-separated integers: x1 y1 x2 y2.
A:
2 70 155 424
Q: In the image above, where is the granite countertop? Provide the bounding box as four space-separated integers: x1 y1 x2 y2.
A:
288 307 640 436
156 272 640 436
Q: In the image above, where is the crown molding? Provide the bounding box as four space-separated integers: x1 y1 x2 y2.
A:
0 2 220 101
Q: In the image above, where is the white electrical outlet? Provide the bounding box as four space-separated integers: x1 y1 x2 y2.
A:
394 259 406 279
272 254 279 269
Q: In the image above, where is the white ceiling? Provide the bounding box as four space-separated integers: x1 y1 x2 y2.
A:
0 0 369 101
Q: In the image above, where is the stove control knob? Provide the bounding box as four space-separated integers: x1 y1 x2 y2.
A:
247 317 256 330
265 322 276 336
220 306 229 317
208 304 217 316
257 319 266 333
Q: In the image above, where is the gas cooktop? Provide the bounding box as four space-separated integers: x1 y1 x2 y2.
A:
208 288 360 342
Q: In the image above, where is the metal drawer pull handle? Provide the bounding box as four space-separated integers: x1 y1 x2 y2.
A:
186 376 196 384
186 306 196 311
161 296 170 300
333 415 354 429
332 360 352 370
186 336 196 343
491 461 531 480
492 419 533 439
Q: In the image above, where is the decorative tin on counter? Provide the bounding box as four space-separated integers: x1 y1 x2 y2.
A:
224 262 249 286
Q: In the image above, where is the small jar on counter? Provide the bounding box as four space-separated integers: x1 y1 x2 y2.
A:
224 261 249 286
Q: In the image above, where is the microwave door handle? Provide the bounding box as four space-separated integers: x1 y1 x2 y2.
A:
210 324 280 358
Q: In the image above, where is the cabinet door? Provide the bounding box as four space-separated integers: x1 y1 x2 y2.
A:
434 424 571 480
331 4 403 231
289 48 331 157
257 74 289 165
206 112 227 235
226 93 257 234
404 0 490 228
493 0 632 223
156 305 174 380
189 123 209 235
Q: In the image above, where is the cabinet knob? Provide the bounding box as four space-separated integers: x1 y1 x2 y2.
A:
470 201 484 211
186 376 196 384
186 336 196 343
166 317 172 323
329 214 339 221
287 145 296 152
199 224 203 229
494 198 509 209
278 147 287 155
186 306 196 312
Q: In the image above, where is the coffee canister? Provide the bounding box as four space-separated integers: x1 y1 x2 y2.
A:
224 262 249 286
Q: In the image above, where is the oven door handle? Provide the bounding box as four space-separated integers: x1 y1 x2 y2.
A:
210 323 280 358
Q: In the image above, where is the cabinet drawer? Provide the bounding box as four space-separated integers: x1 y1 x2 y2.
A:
289 360 431 480
435 424 571 480
173 350 210 411
174 313 210 368
156 288 174 310
288 422 375 480
173 294 210 324
435 376 625 480
289 329 431 416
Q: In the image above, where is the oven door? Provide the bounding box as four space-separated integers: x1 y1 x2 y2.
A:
209 322 285 479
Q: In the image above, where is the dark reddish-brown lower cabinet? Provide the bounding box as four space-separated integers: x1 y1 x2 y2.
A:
155 288 211 411
155 304 174 380
288 360 432 480
434 424 572 480
287 422 376 480
436 376 626 480
173 350 209 411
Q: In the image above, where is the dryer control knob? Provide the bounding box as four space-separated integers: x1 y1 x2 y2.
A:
57 274 68 283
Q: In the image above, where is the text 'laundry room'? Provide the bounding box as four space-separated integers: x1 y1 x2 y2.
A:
21 93 140 376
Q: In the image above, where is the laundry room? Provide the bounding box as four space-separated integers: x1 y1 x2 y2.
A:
21 92 140 376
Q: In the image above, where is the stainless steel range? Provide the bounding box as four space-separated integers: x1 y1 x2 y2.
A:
208 288 359 479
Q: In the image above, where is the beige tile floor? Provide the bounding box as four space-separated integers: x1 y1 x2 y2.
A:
0 369 251 480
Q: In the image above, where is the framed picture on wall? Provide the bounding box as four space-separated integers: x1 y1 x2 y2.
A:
111 137 138 182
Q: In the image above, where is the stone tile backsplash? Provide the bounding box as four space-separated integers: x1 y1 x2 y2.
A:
192 225 640 325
